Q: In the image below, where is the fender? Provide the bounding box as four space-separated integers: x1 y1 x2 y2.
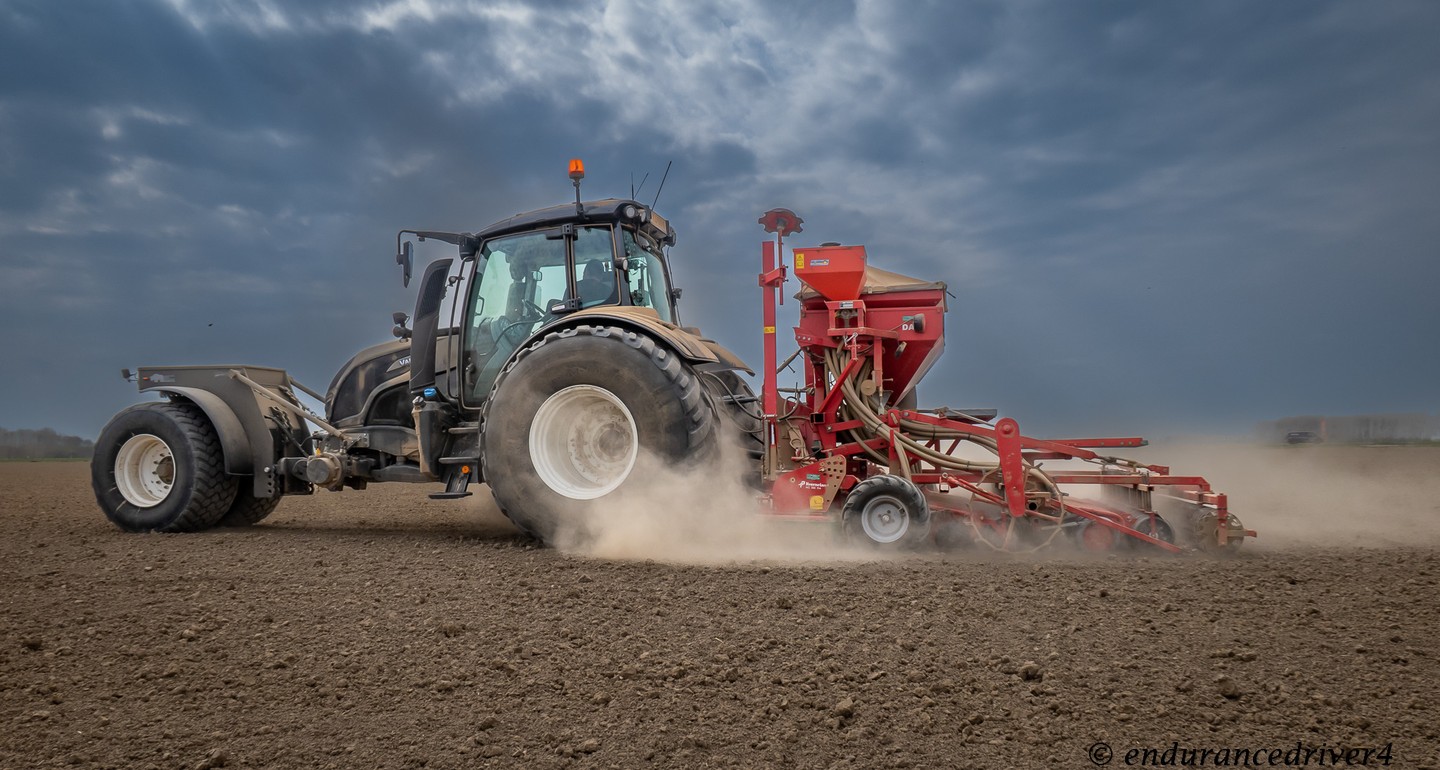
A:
147 386 253 476
695 337 753 376
557 306 752 373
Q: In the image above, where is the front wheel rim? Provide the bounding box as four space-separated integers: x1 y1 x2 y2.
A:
529 385 639 500
114 433 175 508
859 494 910 543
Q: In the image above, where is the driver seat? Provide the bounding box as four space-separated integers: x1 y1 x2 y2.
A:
577 259 618 308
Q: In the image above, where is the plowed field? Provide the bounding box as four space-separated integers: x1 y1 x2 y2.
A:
3 446 1438 769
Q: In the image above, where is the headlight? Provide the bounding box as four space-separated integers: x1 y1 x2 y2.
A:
623 204 638 219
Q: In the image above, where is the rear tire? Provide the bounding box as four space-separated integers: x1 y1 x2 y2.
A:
220 488 281 526
92 401 238 533
841 475 931 549
482 325 717 543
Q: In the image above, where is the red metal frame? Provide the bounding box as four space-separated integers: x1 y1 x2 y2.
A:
753 216 1255 553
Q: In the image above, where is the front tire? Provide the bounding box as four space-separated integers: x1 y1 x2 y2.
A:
92 401 238 532
482 326 717 543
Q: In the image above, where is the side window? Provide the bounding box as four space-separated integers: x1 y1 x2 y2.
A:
574 226 617 308
621 229 675 324
463 231 568 402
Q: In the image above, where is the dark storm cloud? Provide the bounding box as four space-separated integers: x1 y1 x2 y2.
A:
1 0 1436 439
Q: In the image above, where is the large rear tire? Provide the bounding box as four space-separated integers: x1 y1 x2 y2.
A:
481 325 717 543
220 488 282 527
92 401 239 533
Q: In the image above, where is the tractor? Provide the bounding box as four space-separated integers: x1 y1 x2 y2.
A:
93 160 757 542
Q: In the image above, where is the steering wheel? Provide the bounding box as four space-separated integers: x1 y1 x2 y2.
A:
513 299 547 324
494 299 547 345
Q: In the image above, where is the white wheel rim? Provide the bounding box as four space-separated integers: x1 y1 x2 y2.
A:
860 494 909 544
114 434 175 508
529 384 638 500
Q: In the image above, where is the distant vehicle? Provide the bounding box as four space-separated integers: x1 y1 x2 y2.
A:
1285 431 1322 444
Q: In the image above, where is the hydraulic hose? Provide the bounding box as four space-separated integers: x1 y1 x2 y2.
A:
819 349 1067 525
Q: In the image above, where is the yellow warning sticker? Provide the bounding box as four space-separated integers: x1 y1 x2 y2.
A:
809 495 825 511
764 326 776 334
794 252 805 269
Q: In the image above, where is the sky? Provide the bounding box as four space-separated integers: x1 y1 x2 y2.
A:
1 0 1437 439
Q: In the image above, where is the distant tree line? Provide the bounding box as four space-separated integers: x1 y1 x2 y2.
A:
0 427 94 459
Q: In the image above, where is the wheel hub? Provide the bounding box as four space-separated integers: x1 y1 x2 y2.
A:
860 494 910 544
529 385 639 500
114 433 175 508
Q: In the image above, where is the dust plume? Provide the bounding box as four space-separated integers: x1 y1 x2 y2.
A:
546 443 884 566
1134 440 1440 548
520 436 1440 562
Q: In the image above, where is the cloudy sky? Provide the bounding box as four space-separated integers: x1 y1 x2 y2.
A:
2 0 1437 439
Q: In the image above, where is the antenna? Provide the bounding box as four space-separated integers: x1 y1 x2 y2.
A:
632 171 650 201
649 160 672 212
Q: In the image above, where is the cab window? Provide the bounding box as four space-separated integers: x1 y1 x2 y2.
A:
574 226 618 308
621 228 675 324
462 231 568 401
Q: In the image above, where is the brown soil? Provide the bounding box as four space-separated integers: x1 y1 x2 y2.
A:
2 451 1438 769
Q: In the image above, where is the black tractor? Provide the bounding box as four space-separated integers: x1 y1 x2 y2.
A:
92 163 759 541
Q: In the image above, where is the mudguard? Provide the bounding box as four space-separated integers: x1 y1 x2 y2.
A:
561 306 752 374
138 365 302 498
146 386 252 475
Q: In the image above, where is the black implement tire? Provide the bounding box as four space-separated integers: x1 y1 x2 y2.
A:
92 401 239 533
841 475 931 549
482 325 717 543
220 488 282 526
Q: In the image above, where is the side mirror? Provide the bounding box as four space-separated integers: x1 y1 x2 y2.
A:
397 241 414 287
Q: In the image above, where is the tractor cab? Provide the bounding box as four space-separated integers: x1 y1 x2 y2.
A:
455 199 680 401
392 171 685 418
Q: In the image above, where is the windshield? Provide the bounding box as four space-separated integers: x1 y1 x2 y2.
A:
620 228 674 324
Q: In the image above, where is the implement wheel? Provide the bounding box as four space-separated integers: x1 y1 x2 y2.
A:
482 325 717 543
1074 518 1122 552
841 475 931 549
1195 512 1246 555
1128 512 1175 551
91 401 238 533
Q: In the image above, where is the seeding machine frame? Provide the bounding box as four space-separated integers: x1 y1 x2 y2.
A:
752 208 1255 553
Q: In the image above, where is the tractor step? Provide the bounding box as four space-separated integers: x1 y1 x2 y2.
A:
429 461 475 500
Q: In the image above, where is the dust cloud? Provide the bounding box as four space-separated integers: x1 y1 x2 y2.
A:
528 437 1440 564
1134 440 1440 548
546 444 885 566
